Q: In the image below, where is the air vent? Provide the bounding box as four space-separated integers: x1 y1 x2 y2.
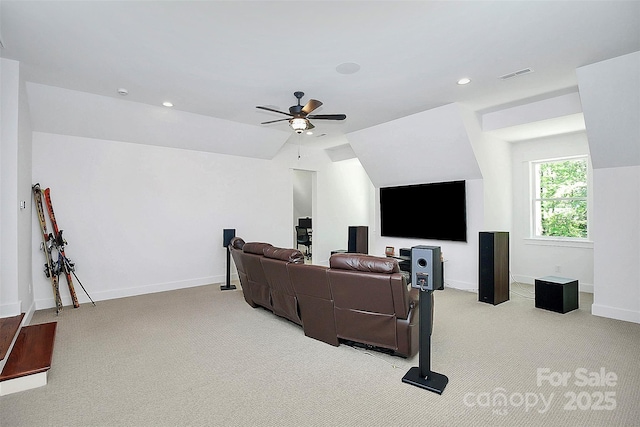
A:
499 68 534 80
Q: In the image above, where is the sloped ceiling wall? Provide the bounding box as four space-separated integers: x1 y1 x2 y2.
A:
346 103 482 188
576 51 640 169
26 83 290 159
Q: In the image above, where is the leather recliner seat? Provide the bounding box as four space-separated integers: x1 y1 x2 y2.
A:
228 237 256 307
228 238 419 358
288 263 339 346
327 253 418 357
240 242 274 310
261 246 305 325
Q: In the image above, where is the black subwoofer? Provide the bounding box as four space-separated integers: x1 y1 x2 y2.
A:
535 276 578 313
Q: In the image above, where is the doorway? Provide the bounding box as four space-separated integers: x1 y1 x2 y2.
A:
293 169 314 262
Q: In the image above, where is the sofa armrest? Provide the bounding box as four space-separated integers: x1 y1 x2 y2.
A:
390 273 412 319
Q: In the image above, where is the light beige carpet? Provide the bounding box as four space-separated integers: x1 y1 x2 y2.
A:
1 282 639 426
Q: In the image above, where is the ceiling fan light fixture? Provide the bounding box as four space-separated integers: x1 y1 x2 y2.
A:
290 118 308 133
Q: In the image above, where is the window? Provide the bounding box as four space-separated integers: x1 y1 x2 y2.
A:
531 156 588 239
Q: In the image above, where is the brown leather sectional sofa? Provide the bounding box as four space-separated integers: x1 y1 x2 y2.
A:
229 237 419 357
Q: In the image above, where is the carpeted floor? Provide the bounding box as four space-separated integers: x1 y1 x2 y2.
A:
1 282 639 426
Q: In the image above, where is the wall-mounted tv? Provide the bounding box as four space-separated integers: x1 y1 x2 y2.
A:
380 180 467 242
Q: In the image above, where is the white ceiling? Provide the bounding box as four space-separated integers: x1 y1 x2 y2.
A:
1 1 639 146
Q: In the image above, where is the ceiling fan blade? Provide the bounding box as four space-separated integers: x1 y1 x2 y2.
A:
261 118 290 125
302 99 323 115
307 114 346 121
307 121 315 130
256 106 292 116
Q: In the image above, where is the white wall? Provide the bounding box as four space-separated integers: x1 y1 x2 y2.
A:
273 143 374 265
17 62 34 318
591 166 640 323
576 52 639 169
1 58 34 319
460 105 512 231
347 103 482 188
577 52 640 323
370 179 484 291
510 132 593 290
315 158 374 265
26 82 290 159
0 58 20 316
292 169 312 226
347 103 491 292
31 133 295 308
30 133 374 308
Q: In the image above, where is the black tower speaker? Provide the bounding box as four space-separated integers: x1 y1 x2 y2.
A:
347 226 368 254
221 229 236 291
478 231 509 305
411 246 443 291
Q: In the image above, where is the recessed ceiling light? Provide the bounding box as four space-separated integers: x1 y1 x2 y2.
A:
457 78 471 85
306 131 314 135
162 101 173 107
336 62 361 75
117 88 128 96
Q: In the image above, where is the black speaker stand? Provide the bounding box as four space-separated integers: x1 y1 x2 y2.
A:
402 289 448 394
220 247 236 291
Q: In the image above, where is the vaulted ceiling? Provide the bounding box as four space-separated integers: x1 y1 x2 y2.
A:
2 1 639 149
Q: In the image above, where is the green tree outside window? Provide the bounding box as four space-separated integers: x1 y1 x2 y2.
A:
533 158 588 239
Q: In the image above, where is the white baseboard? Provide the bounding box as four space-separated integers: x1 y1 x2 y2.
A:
444 279 477 293
0 301 22 318
34 274 234 310
592 304 640 324
511 274 593 293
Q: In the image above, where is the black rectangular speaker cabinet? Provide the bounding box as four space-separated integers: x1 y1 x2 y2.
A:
347 226 368 254
411 246 443 291
478 231 509 305
223 229 236 247
535 276 579 313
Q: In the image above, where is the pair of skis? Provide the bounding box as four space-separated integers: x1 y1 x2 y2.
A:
32 184 95 314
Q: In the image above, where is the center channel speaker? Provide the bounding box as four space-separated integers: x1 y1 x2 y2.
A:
411 246 443 291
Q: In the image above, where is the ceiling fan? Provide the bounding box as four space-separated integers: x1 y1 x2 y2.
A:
256 91 346 134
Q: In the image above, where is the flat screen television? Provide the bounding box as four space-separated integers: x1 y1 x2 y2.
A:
380 180 467 242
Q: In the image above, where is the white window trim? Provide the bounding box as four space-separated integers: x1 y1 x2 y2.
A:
524 237 593 249
529 155 591 242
